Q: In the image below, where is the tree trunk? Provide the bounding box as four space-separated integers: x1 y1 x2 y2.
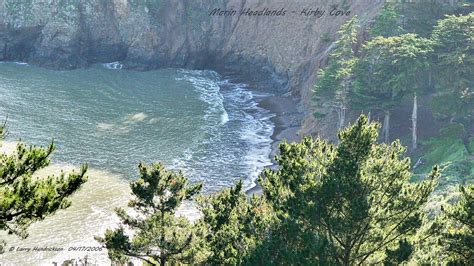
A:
412 93 418 150
367 111 371 123
160 208 166 266
342 246 351 266
338 78 348 129
428 67 432 88
339 102 346 129
383 110 390 143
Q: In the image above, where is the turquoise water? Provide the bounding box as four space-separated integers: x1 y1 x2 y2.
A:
0 62 274 264
0 62 274 191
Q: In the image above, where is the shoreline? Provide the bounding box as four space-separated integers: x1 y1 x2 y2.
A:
219 72 304 196
246 94 303 195
1 61 303 196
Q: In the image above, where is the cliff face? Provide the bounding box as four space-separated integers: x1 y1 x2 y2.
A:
0 0 382 136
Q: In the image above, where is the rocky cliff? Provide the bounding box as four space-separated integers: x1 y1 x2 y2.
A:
0 0 382 136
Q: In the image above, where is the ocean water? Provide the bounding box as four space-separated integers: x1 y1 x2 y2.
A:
0 62 274 265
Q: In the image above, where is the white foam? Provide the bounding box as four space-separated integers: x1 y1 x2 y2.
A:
0 67 279 264
102 61 123 70
148 118 159 124
240 110 275 191
175 72 275 192
123 112 148 123
215 80 275 191
176 70 227 125
0 61 28 66
220 110 229 125
96 122 114 130
95 122 131 134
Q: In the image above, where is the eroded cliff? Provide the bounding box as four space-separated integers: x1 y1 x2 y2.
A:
0 0 383 137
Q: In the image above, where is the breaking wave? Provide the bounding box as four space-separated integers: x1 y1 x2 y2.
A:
102 61 123 70
176 70 274 191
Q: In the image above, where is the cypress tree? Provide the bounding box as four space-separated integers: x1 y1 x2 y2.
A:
354 34 433 143
315 16 360 129
430 13 474 130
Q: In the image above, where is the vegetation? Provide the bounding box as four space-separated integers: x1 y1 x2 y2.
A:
315 16 359 130
96 162 202 265
94 116 450 265
354 34 433 145
258 116 439 265
55 4 474 265
316 2 472 149
438 184 473 264
2 2 472 265
309 2 472 264
0 122 87 249
196 181 270 265
431 13 474 129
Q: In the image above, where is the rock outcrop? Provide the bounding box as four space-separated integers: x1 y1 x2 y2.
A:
0 0 383 136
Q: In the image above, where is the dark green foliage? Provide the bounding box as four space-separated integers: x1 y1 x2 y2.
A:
315 61 340 95
373 1 468 38
244 216 336 265
321 31 332 42
383 239 413 265
431 13 474 126
315 16 359 94
198 181 249 265
197 181 271 265
259 116 439 264
0 120 5 138
0 134 87 238
96 162 202 265
439 184 474 264
352 33 433 143
394 1 462 37
370 5 404 37
420 124 469 161
315 16 359 128
353 34 433 111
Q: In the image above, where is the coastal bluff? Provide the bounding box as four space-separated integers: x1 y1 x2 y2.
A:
0 0 382 137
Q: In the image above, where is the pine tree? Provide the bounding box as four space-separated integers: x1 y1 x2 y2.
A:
370 5 404 38
243 206 336 265
392 1 462 38
197 181 269 265
439 184 473 264
260 115 439 265
315 16 359 129
0 124 87 240
96 162 202 266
